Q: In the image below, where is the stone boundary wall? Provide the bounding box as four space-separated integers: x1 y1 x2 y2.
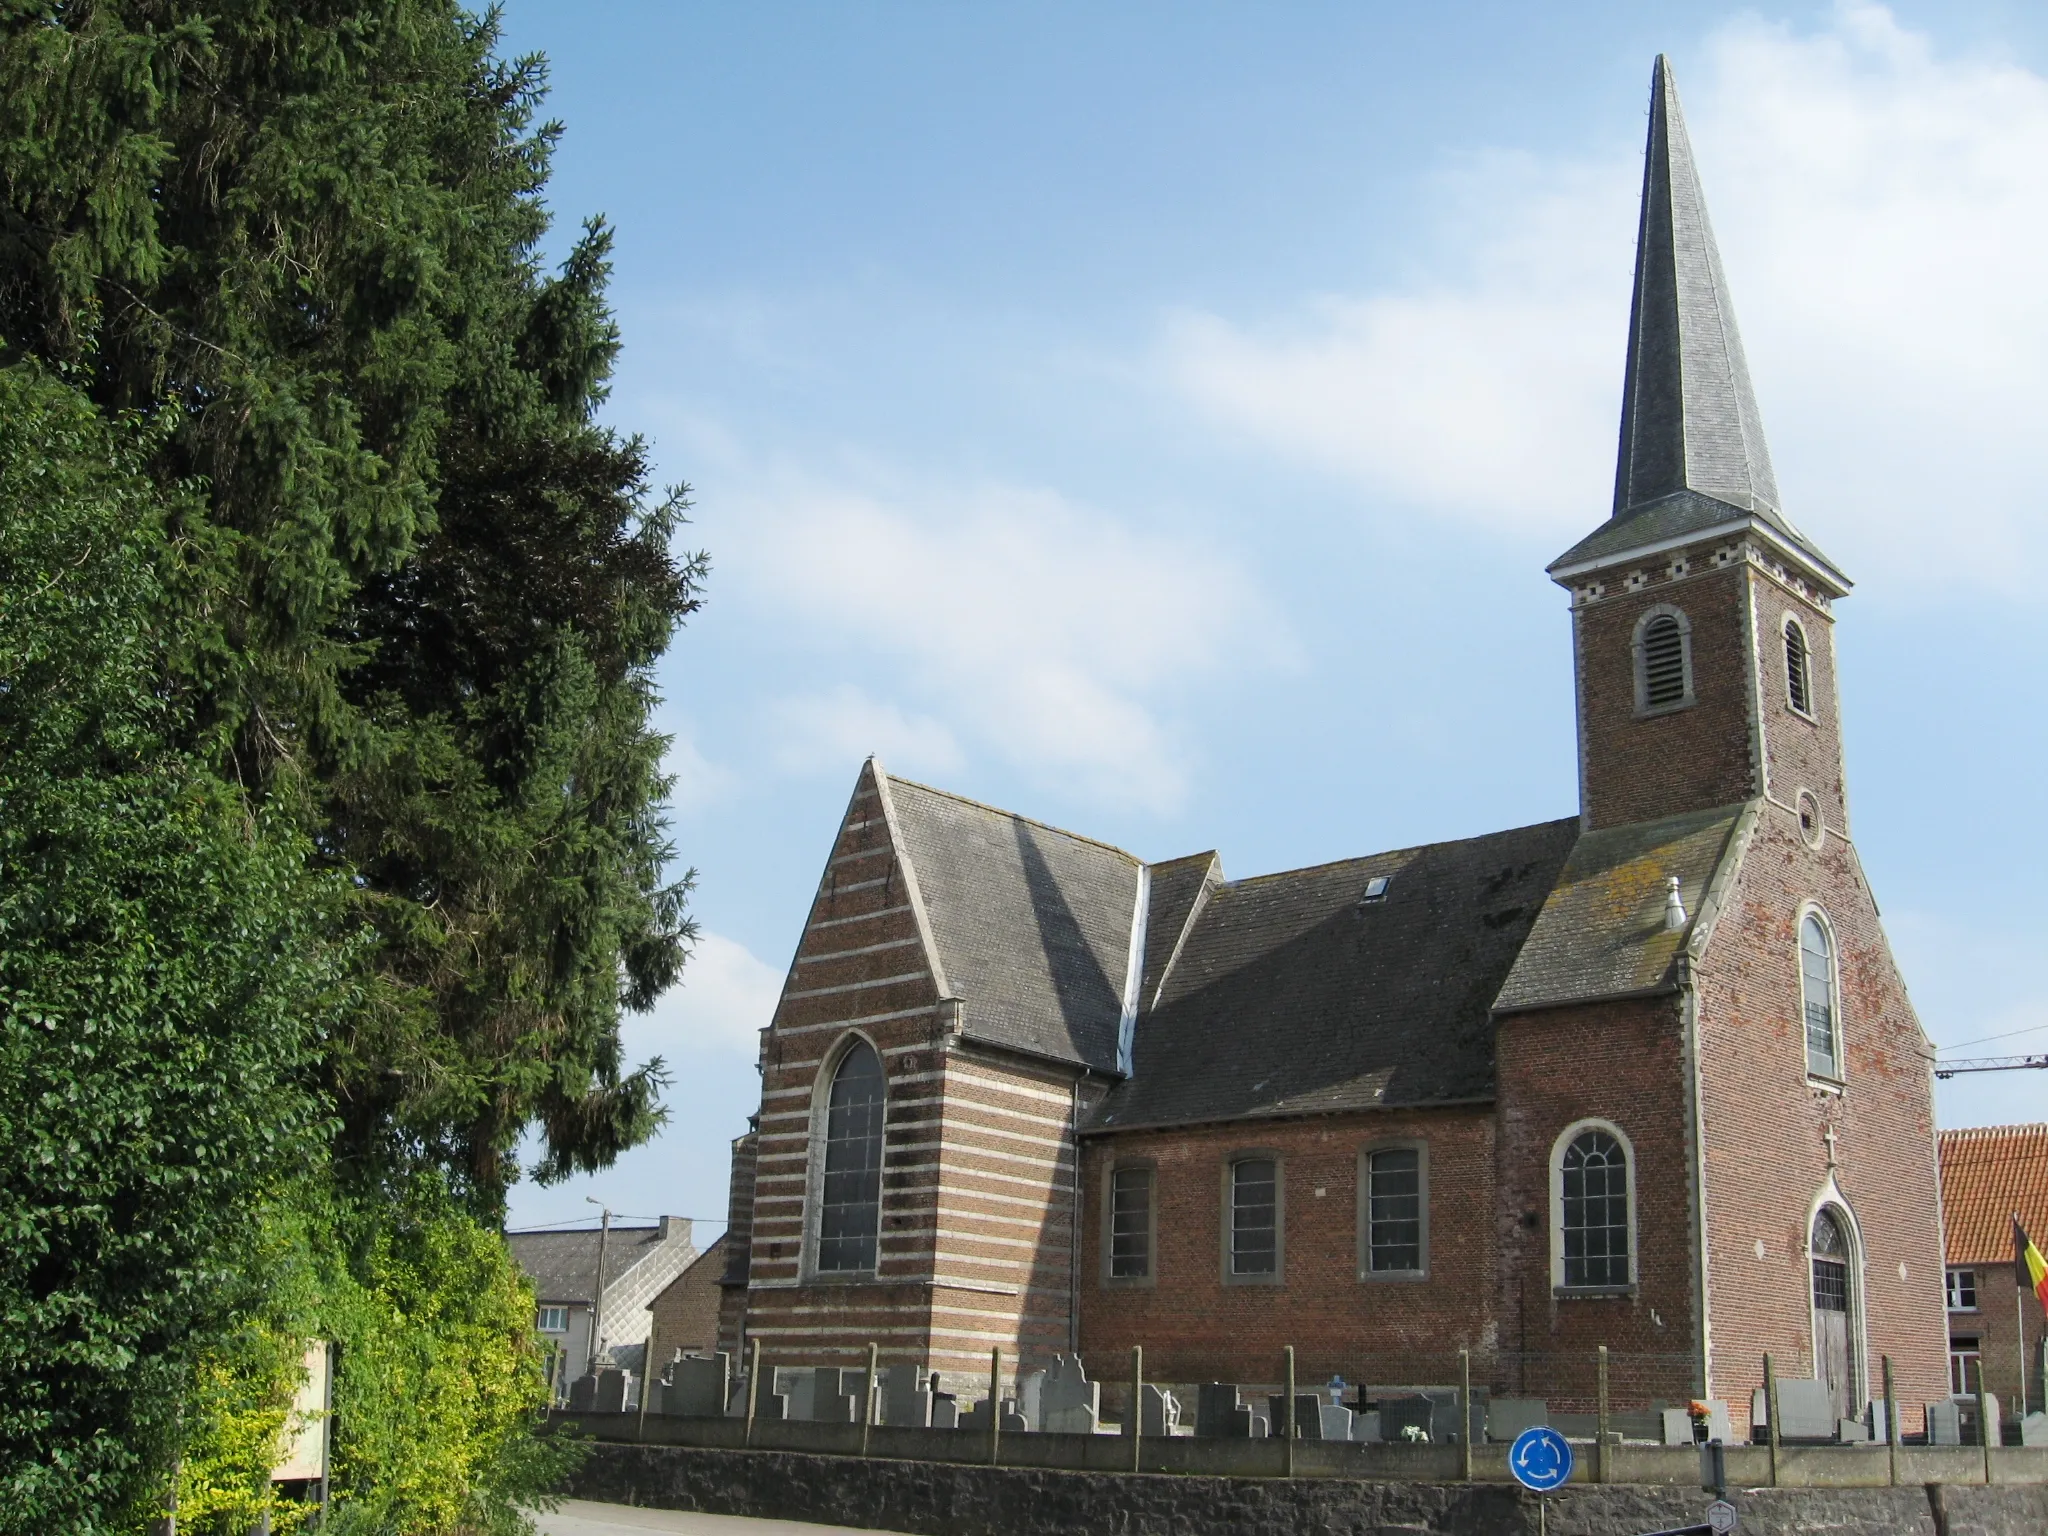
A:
562 1442 2048 1536
550 1410 2048 1489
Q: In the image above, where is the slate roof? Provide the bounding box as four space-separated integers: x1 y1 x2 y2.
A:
1551 56 1841 588
1494 802 1747 1015
506 1225 670 1306
1939 1125 2048 1267
1089 818 1580 1134
887 776 1142 1075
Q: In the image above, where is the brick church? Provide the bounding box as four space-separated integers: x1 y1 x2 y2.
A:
714 57 1950 1432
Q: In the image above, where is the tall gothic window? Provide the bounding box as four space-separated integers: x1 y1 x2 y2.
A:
1785 618 1813 716
1228 1157 1279 1277
1634 607 1692 712
1560 1129 1631 1288
816 1038 885 1273
1801 913 1840 1078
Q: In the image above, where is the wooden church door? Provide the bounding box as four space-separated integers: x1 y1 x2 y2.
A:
1811 1209 1855 1421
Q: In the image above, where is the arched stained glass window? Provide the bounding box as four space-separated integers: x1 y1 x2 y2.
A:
1561 1129 1631 1288
1802 914 1839 1079
816 1039 885 1273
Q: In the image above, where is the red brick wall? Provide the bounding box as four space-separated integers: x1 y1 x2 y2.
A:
650 1238 729 1370
1077 1108 1496 1390
1575 553 1759 831
1694 802 1948 1431
1752 579 1848 840
1493 994 1701 1409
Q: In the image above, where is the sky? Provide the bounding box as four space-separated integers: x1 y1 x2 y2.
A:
498 1 2048 1236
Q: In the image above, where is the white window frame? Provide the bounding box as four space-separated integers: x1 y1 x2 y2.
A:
804 1029 887 1282
1946 1267 1979 1313
1632 603 1695 717
1100 1158 1157 1287
536 1305 570 1334
1799 904 1844 1084
1221 1152 1285 1286
1783 615 1816 720
1357 1139 1429 1281
1550 1118 1638 1295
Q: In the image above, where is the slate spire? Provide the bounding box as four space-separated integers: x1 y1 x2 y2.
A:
1613 54 1778 520
1550 57 1841 587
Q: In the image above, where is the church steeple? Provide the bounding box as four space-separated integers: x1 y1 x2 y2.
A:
1550 57 1843 592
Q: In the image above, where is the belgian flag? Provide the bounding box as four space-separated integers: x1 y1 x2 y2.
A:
2015 1216 2048 1311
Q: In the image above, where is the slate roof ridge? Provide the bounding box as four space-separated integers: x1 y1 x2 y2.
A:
880 770 1144 866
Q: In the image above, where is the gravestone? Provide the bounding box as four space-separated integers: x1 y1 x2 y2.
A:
1266 1393 1324 1439
2021 1410 2048 1447
1378 1394 1437 1443
1489 1400 1548 1443
663 1353 728 1417
931 1393 960 1430
1925 1400 1962 1446
1864 1400 1891 1444
1318 1403 1354 1441
957 1398 1028 1434
1699 1400 1733 1443
1138 1383 1180 1436
882 1364 936 1428
592 1367 630 1414
1369 1384 1484 1444
567 1373 598 1413
811 1366 868 1424
1959 1393 2001 1447
1751 1379 1835 1441
1661 1408 1693 1445
1349 1408 1381 1443
1017 1368 1046 1432
1196 1383 1251 1438
1042 1355 1101 1434
774 1366 816 1422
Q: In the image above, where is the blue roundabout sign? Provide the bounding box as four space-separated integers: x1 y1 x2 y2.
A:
1508 1425 1574 1492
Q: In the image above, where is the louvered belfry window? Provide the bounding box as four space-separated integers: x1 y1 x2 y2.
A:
1785 620 1813 715
1639 613 1689 709
817 1039 885 1272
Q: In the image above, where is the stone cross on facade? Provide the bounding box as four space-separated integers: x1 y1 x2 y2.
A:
1823 1124 1839 1170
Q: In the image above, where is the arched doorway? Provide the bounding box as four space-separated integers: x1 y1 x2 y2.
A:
1811 1207 1856 1420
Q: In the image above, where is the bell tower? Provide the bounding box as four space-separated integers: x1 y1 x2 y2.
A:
1552 56 1852 837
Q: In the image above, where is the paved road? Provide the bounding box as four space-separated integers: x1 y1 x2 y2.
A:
534 1498 911 1536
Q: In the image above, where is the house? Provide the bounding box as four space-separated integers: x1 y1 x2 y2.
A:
646 1233 731 1378
507 1216 698 1393
714 55 1951 1435
1939 1125 2048 1424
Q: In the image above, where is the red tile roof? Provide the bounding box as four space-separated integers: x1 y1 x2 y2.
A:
1939 1124 2048 1266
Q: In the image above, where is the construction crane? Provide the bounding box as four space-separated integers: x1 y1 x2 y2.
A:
1935 1054 2048 1080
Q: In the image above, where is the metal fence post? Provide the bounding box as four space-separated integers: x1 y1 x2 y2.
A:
745 1336 761 1448
1764 1352 1780 1488
1283 1345 1296 1477
1883 1355 1898 1488
861 1340 878 1457
988 1347 1002 1467
1130 1345 1143 1474
1460 1348 1473 1482
1596 1345 1609 1485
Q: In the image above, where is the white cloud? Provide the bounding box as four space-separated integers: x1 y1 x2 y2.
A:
768 684 964 779
1165 2 2048 589
661 729 735 815
627 931 784 1061
726 472 1283 812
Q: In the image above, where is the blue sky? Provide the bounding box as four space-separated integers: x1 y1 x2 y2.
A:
499 1 2048 1234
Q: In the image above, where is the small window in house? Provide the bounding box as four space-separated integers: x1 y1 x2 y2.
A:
1785 619 1813 715
1560 1130 1630 1287
1801 914 1840 1079
817 1038 886 1273
1110 1165 1153 1279
1367 1148 1423 1272
1230 1158 1279 1276
1360 876 1390 904
536 1305 569 1334
1947 1268 1978 1312
1639 613 1690 710
1951 1337 1982 1397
